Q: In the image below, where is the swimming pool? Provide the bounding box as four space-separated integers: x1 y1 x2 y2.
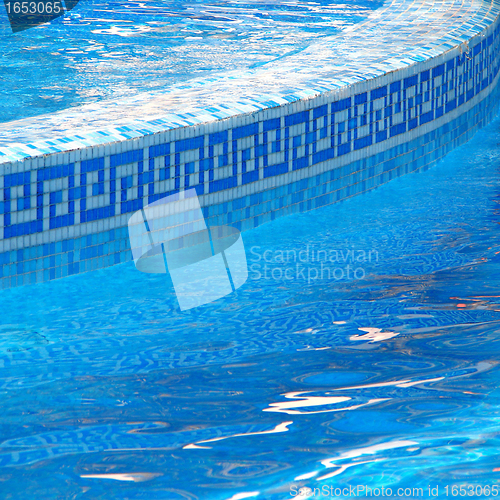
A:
1 0 500 290
2 0 500 496
1 105 500 499
0 0 382 124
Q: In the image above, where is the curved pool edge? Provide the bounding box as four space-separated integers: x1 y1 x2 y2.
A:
0 0 499 288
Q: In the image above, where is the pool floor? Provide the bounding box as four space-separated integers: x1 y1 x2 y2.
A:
1 112 500 498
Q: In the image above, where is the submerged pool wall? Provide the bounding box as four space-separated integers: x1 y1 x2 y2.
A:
0 2 500 288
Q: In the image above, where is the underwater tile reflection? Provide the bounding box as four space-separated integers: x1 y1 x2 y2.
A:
1 112 500 497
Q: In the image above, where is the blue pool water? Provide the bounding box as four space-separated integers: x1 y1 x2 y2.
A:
0 0 382 124
1 107 500 498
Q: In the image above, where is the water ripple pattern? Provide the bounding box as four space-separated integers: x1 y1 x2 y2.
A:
0 100 500 496
0 0 381 125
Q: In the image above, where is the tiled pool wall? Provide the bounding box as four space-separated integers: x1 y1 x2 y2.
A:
0 12 500 289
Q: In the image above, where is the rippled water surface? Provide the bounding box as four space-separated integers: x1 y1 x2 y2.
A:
0 0 382 123
2 116 500 497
